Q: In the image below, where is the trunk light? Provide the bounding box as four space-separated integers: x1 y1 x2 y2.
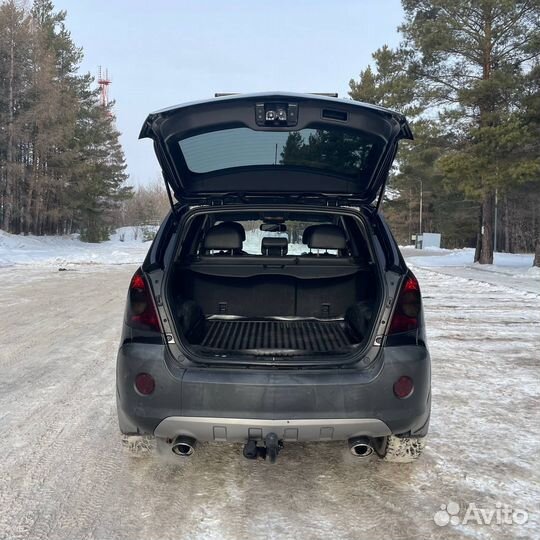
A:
393 376 414 399
135 373 155 395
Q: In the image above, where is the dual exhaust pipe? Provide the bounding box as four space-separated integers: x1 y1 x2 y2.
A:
171 435 196 457
171 434 374 459
348 436 375 458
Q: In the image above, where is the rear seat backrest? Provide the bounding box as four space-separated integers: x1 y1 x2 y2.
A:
261 237 288 256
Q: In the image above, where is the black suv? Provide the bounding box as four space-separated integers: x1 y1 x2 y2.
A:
116 93 430 463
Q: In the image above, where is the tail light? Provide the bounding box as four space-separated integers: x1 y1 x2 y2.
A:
126 268 161 332
388 272 421 335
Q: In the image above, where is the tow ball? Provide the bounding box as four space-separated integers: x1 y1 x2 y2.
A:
242 432 283 463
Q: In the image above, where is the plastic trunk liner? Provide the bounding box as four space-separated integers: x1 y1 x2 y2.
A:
201 318 354 352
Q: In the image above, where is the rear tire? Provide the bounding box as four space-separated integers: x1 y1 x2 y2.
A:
374 435 426 463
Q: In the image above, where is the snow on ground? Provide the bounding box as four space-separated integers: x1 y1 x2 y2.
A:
405 246 534 270
0 227 310 267
0 247 538 538
403 246 540 295
0 227 154 268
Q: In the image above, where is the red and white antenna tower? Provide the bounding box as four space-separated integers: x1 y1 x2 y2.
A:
97 66 111 107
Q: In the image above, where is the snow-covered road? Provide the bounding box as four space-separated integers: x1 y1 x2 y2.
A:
0 262 539 540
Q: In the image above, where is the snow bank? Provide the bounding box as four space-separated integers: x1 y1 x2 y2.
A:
404 247 540 294
3 225 537 282
408 247 536 272
402 245 535 264
0 227 154 268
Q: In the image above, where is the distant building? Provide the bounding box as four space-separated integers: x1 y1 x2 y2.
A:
412 232 441 249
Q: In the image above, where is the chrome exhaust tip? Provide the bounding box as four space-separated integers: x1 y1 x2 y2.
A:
171 435 196 457
348 436 374 458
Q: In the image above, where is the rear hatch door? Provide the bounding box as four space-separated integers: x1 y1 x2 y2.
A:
140 92 413 206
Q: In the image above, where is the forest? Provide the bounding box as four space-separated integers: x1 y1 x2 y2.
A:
0 0 539 266
0 0 129 242
349 0 540 265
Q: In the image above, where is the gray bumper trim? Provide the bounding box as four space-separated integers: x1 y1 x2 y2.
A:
154 416 391 442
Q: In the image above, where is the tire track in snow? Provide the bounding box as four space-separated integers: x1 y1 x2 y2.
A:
0 266 132 540
0 264 539 540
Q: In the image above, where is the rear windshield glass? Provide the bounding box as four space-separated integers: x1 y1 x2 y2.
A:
179 127 382 178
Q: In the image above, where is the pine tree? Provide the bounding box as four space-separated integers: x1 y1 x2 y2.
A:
349 45 422 117
400 0 540 263
73 88 129 242
0 1 32 231
30 0 88 235
349 46 461 245
522 62 540 266
349 2 540 259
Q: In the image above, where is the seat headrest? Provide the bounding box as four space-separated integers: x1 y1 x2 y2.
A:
261 237 288 256
203 222 245 251
305 224 346 250
302 225 317 244
222 221 246 240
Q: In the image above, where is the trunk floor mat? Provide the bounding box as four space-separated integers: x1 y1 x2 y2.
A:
201 318 354 352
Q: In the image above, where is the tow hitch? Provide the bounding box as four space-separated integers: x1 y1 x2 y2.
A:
242 432 283 463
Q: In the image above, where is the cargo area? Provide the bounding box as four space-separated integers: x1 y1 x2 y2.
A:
170 269 375 356
166 210 381 359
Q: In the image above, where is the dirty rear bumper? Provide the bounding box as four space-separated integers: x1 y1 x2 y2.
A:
116 342 431 441
154 416 391 442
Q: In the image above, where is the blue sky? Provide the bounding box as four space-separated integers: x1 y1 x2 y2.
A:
54 0 403 186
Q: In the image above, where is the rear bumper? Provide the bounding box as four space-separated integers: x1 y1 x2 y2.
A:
154 416 391 442
116 342 431 441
